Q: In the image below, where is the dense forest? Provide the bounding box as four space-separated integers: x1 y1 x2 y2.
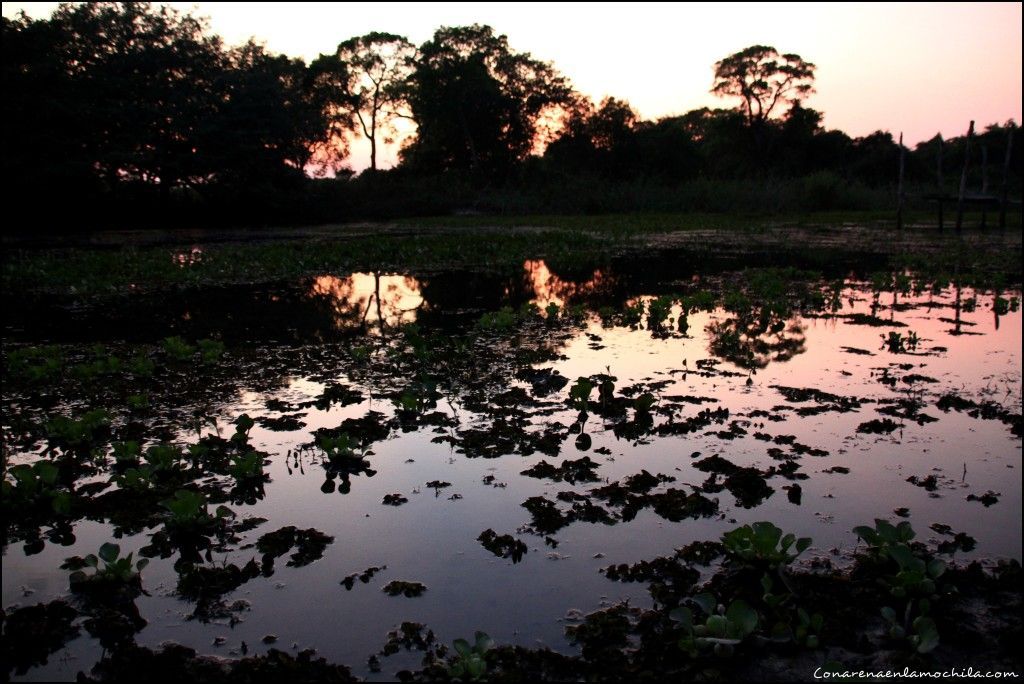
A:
2 2 1021 226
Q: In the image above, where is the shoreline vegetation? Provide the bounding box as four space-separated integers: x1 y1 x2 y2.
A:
4 214 1022 298
3 5 1020 230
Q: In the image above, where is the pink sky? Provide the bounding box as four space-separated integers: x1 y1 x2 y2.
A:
5 2 1021 172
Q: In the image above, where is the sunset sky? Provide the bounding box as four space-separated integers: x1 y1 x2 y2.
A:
4 1 1021 172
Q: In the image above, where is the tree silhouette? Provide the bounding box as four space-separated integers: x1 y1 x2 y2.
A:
545 97 639 179
49 2 225 194
711 45 815 128
332 32 416 172
206 41 345 189
402 24 573 174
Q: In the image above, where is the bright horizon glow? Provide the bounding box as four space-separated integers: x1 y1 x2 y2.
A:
4 1 1022 173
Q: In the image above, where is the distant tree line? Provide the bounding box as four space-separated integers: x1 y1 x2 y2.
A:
2 2 1020 226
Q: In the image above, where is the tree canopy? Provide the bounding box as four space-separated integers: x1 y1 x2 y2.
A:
711 45 816 127
400 24 574 174
2 2 348 207
2 9 1019 226
331 32 416 171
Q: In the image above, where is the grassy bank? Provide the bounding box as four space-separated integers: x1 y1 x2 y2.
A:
2 211 1020 297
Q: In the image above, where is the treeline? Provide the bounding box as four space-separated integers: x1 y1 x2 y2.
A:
2 2 1021 227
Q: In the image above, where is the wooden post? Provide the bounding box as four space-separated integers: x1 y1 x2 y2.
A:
1000 128 1013 230
956 120 974 233
953 277 962 335
897 132 905 230
936 135 944 231
980 142 989 229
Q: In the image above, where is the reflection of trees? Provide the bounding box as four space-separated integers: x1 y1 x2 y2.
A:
706 314 806 369
309 272 425 332
522 259 609 308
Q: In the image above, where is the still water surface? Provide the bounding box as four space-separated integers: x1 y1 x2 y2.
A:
3 257 1020 680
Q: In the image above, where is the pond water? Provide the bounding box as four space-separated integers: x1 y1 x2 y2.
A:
2 255 1021 680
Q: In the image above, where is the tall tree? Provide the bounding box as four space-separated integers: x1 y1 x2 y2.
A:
205 41 344 188
3 1 354 222
545 97 639 179
402 24 573 174
332 32 415 171
711 45 815 128
50 2 226 193
2 12 93 194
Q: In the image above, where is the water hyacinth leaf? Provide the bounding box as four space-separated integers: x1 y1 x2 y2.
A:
164 490 204 517
912 617 940 653
691 592 717 615
705 614 729 638
112 441 141 461
927 558 946 578
98 543 120 564
752 522 782 555
875 519 898 542
726 600 758 635
10 465 35 484
887 544 922 572
453 639 472 657
853 525 880 545
469 656 486 678
474 631 494 653
36 461 60 484
896 521 915 541
52 492 72 514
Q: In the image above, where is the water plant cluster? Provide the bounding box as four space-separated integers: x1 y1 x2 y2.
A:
1 257 1021 680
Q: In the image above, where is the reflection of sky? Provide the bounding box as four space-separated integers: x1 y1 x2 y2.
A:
172 246 203 267
2 277 1021 681
236 283 1021 677
310 273 424 330
523 259 606 308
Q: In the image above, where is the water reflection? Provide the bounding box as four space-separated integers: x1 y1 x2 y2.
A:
523 259 608 308
3 265 1023 682
173 247 203 267
707 316 807 369
310 273 425 332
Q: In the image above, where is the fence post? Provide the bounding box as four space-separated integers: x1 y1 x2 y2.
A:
936 135 944 231
980 142 989 229
897 132 905 230
956 121 975 233
999 128 1013 230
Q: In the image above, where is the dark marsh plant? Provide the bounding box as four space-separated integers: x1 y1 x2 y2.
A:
449 631 494 681
66 542 148 592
